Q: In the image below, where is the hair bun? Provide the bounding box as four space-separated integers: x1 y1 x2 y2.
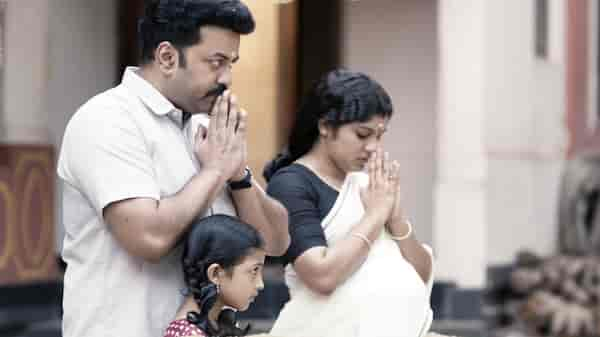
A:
263 150 293 182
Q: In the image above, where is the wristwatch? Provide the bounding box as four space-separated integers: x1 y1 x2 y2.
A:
228 167 253 190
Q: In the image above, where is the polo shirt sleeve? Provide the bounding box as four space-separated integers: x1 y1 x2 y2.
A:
57 99 160 216
266 169 327 264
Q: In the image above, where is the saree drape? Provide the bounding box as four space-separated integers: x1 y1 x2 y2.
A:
270 172 434 337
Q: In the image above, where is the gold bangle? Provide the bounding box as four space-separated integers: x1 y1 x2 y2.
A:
351 232 372 249
390 220 412 241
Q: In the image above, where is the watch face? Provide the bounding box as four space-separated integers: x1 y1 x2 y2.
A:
229 169 252 190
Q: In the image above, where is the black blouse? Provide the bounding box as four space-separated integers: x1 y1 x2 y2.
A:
266 164 338 266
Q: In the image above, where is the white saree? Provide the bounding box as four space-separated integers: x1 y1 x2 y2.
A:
270 172 435 337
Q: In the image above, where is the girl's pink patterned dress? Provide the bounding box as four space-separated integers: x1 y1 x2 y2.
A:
164 318 208 337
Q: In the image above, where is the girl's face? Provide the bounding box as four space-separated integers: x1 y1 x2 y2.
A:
321 115 389 173
219 248 266 311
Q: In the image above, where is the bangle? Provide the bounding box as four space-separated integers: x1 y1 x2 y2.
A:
390 220 412 241
351 232 372 249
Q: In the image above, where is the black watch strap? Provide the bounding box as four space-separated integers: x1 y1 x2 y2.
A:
228 168 252 190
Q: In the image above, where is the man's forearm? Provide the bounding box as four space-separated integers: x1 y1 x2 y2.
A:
231 181 290 256
156 167 227 237
105 167 227 262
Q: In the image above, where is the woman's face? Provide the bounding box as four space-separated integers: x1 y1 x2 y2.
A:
321 115 389 173
219 249 265 311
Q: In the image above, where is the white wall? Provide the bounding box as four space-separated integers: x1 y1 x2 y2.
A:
47 0 117 149
47 0 117 252
340 0 438 246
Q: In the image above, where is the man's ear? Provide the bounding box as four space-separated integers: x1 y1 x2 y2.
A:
155 41 180 74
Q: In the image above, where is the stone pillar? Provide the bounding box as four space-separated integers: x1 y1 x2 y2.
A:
435 0 488 287
436 0 566 287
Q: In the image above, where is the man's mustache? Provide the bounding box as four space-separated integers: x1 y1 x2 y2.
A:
204 84 227 98
205 84 228 114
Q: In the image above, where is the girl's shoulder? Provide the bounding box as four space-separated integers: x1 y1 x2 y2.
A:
164 318 207 337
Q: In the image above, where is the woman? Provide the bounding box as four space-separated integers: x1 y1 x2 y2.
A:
264 69 434 337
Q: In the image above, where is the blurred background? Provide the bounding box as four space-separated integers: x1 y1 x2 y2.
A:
0 0 597 336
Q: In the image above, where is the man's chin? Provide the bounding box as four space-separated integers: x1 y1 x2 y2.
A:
205 95 221 113
191 97 216 114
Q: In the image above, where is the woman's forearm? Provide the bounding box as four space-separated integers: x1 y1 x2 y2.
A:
293 213 383 295
388 219 432 283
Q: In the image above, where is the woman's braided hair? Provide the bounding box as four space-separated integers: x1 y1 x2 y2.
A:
182 214 264 336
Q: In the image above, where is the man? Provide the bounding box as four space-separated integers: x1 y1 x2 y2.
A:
57 1 290 337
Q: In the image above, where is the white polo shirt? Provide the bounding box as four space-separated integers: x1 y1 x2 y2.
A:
57 67 235 337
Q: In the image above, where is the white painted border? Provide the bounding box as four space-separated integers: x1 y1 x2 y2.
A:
588 0 598 132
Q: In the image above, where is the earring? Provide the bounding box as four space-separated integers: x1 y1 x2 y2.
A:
216 284 220 294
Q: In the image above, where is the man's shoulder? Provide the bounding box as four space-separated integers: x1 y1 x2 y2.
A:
68 84 145 127
80 84 137 113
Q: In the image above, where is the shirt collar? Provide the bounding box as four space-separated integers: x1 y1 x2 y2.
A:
121 66 189 128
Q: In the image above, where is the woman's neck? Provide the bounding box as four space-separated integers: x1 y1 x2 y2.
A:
299 147 346 190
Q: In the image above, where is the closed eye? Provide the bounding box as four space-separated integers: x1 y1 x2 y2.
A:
209 59 227 69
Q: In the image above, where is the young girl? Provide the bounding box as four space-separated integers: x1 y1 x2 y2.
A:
164 214 266 337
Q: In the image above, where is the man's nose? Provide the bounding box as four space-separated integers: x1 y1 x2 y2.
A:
217 66 232 88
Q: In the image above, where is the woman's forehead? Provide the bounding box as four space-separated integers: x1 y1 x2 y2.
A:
355 115 389 128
